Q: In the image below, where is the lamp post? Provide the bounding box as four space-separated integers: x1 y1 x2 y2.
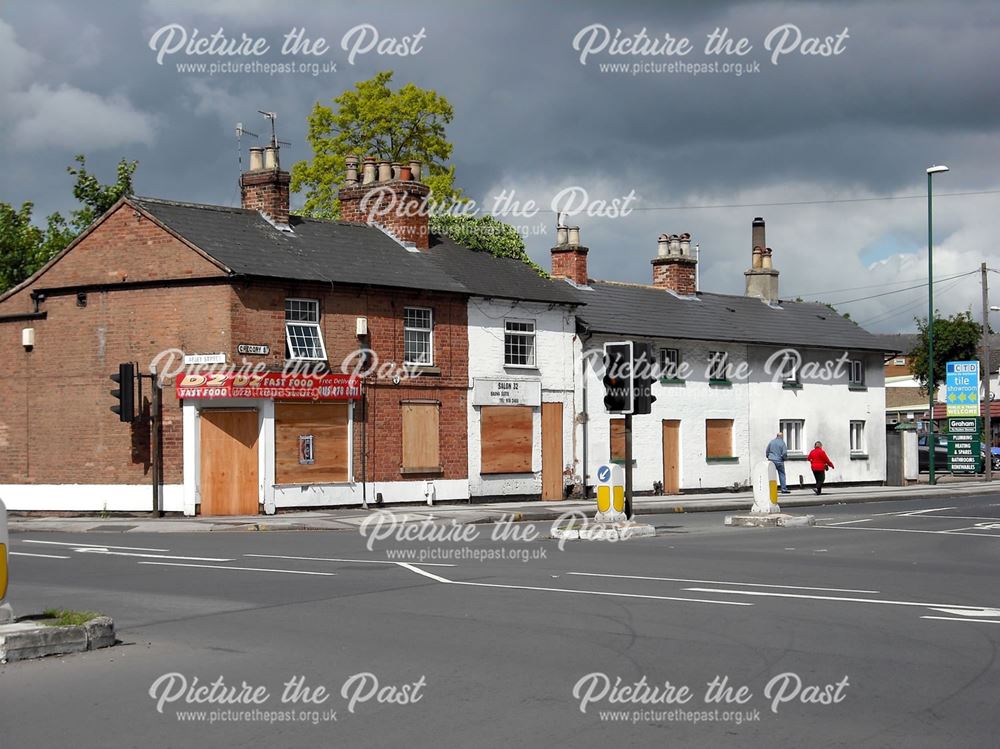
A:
926 165 949 486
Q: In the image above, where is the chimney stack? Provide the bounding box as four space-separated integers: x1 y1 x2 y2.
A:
651 231 697 295
338 154 431 250
744 217 779 302
240 143 290 226
550 222 589 286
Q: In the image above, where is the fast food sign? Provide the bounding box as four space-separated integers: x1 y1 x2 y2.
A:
176 372 361 400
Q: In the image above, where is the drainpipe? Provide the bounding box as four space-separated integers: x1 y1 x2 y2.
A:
580 325 593 499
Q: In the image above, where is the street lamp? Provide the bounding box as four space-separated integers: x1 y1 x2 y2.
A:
926 165 949 486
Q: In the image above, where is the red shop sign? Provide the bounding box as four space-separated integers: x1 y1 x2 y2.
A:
176 372 361 400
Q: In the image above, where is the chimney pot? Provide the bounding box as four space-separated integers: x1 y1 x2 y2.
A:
409 160 422 182
568 226 581 246
362 156 377 185
263 146 278 170
556 226 568 246
669 235 681 255
657 234 669 256
391 161 402 180
345 155 359 184
377 160 392 182
248 147 264 171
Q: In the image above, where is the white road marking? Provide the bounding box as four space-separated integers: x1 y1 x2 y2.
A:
904 515 1000 522
139 562 335 576
565 571 879 594
22 539 169 552
75 549 232 562
684 587 999 613
928 607 1000 618
921 616 1000 624
247 554 455 567
393 563 752 607
899 507 957 516
10 551 70 559
825 518 873 526
819 525 1000 539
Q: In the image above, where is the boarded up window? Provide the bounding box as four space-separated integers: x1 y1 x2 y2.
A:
705 419 733 458
610 418 625 461
275 403 349 484
402 402 440 472
481 406 532 474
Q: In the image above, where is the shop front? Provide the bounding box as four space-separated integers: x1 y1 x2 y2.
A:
176 371 361 516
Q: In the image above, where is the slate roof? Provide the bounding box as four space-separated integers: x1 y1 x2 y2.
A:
868 333 919 355
574 281 888 352
133 197 577 304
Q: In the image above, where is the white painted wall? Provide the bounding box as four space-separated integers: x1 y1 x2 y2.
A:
467 299 577 497
0 484 184 512
580 336 887 493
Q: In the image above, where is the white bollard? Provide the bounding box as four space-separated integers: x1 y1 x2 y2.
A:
0 497 12 623
594 463 626 523
751 460 780 514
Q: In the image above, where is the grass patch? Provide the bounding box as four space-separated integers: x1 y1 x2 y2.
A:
42 608 100 627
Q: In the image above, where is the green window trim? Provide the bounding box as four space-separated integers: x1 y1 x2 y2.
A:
782 381 803 390
709 379 732 387
659 377 686 385
849 453 870 460
706 456 739 463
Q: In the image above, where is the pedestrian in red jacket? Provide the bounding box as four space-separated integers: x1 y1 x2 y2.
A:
807 441 835 495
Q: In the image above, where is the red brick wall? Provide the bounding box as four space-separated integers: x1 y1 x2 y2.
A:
339 181 431 250
230 281 469 483
240 170 290 225
652 258 698 295
551 247 589 285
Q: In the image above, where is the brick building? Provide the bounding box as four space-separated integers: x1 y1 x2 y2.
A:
0 146 571 514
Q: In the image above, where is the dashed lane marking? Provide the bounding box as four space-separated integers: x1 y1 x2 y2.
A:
139 562 335 576
245 554 455 567
22 539 169 552
565 571 879 594
10 551 70 559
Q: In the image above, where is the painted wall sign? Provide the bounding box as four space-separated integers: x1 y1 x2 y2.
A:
237 344 270 356
472 378 541 407
176 372 361 400
183 352 227 365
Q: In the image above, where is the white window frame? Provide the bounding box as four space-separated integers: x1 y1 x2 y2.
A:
284 298 327 361
850 420 866 454
779 419 804 454
893 357 906 366
849 359 865 386
659 348 680 378
708 351 729 381
778 353 798 383
403 306 434 365
503 319 537 368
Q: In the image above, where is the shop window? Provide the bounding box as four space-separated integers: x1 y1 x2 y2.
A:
275 403 349 484
705 419 734 459
504 319 536 367
285 298 327 361
404 307 433 365
401 401 441 473
481 405 532 473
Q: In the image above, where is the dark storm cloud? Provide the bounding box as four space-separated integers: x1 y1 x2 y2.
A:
1 0 997 331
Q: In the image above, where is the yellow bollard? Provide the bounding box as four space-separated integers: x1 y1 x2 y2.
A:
0 497 11 623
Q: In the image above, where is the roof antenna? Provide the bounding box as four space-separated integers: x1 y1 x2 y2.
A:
258 111 291 169
235 121 259 174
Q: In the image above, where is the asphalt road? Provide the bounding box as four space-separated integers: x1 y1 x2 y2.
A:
3 493 1000 748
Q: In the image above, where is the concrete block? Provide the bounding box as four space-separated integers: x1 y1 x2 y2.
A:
617 523 656 539
725 513 815 528
551 527 580 541
0 623 88 662
85 616 116 650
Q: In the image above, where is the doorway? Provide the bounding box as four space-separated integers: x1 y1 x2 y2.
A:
199 409 259 516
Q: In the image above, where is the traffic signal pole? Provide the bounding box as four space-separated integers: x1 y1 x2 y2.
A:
624 414 633 519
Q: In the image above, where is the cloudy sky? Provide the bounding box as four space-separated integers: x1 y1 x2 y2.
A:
2 0 998 331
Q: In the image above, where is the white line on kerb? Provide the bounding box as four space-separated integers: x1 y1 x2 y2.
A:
683 587 1000 613
566 572 879 594
247 554 455 567
824 519 873 526
22 539 169 552
393 563 752 606
139 562 335 576
10 551 70 559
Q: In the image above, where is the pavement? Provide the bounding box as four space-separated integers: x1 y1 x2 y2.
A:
5 476 994 533
2 491 1000 747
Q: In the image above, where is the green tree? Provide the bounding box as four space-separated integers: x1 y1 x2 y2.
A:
291 70 461 219
0 154 137 293
909 311 982 393
429 214 545 276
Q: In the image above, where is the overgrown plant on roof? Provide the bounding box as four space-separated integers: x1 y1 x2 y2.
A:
429 213 547 277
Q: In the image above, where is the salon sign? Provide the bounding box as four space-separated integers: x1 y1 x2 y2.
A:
472 378 541 407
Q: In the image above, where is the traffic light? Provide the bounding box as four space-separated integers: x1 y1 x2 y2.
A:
632 342 657 415
603 342 634 414
110 363 135 423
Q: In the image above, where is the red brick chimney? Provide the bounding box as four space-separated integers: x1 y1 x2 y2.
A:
338 154 431 250
240 145 290 226
550 224 589 286
651 233 697 294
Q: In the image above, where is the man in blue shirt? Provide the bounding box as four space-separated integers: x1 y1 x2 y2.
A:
765 431 791 494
